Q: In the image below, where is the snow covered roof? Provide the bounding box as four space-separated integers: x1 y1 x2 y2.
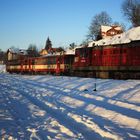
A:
65 48 75 55
101 25 112 33
89 26 140 46
114 26 123 31
8 47 27 55
88 41 95 47
65 45 83 54
101 25 122 34
40 53 59 57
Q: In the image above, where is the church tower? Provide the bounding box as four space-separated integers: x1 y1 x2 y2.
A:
45 37 52 50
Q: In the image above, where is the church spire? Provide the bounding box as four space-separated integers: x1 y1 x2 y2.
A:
45 37 52 50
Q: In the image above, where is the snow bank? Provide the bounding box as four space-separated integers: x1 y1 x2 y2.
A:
0 65 6 73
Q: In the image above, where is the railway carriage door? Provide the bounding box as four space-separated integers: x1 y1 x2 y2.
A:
56 57 60 74
29 58 34 72
29 59 31 72
21 60 23 73
121 48 127 65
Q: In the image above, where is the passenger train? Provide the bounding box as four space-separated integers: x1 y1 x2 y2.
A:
6 27 140 79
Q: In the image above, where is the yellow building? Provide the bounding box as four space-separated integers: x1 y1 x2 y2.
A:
39 49 48 55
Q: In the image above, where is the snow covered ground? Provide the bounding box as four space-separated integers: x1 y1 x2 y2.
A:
0 73 140 140
0 65 6 73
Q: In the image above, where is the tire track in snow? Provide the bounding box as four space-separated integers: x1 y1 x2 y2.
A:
19 83 124 140
3 74 140 140
9 75 137 139
18 80 140 140
0 78 79 140
17 77 140 120
21 75 140 111
18 76 138 139
0 87 28 139
0 75 104 140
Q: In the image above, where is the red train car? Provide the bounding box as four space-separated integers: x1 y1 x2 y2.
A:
73 40 140 79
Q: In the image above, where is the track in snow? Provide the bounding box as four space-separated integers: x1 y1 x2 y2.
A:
0 74 140 140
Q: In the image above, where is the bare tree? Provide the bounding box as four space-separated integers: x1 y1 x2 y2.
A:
27 44 40 57
113 21 126 31
0 51 6 64
87 11 112 40
69 43 76 50
122 0 140 27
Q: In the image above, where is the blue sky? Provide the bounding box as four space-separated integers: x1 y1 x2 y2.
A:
0 0 128 51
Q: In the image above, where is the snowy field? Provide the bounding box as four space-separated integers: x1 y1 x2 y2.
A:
0 73 140 140
0 65 6 73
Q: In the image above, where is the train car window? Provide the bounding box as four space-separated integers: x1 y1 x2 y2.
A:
48 57 56 64
103 51 107 55
40 59 44 64
64 55 74 64
34 58 37 64
32 60 35 65
51 57 53 64
85 49 88 57
42 59 45 64
75 50 79 56
83 49 86 57
64 57 68 64
80 49 83 57
47 57 51 64
113 50 119 54
79 48 89 57
113 50 115 54
54 57 57 63
123 50 127 53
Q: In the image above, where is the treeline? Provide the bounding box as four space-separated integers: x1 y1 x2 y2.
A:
0 44 40 65
0 50 7 64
